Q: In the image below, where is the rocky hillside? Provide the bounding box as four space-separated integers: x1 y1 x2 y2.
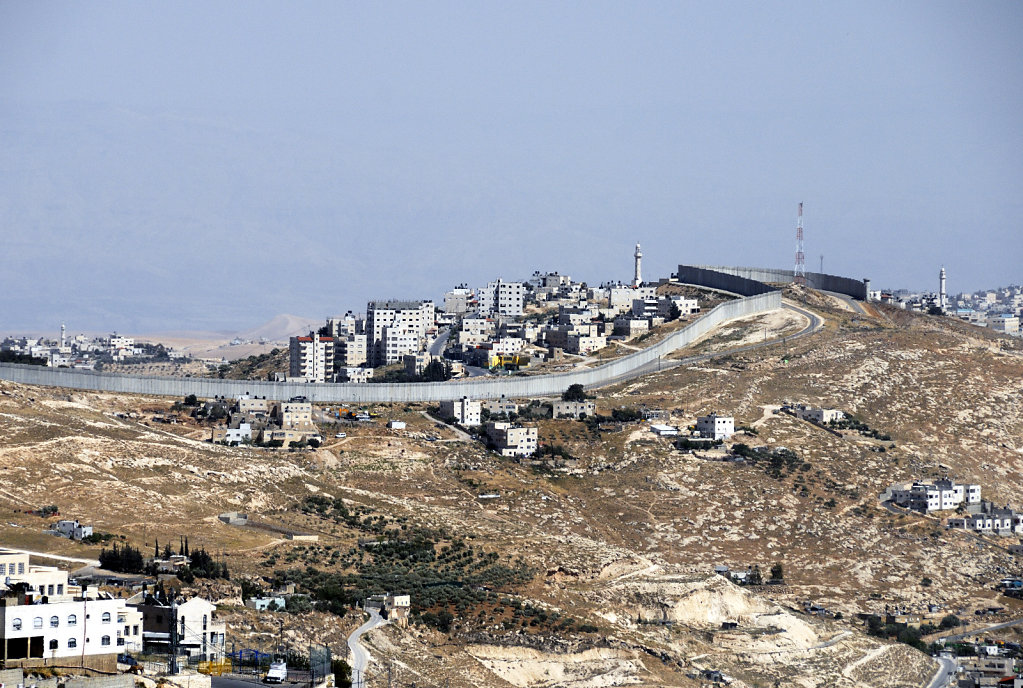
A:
0 296 1020 686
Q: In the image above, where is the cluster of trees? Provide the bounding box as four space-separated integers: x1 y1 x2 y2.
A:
99 543 146 573
0 351 47 366
864 614 960 651
177 547 230 582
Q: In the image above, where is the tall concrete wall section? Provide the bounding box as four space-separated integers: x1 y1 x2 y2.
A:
684 265 867 300
674 265 777 296
0 292 780 403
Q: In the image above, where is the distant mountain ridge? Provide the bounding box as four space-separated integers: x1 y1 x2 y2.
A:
233 314 321 343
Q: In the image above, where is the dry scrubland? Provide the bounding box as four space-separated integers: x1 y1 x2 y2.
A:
0 297 1021 687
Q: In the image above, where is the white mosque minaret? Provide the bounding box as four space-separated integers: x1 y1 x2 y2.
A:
633 243 642 287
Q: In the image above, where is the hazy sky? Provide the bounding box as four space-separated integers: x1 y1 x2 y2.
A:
2 1 1021 333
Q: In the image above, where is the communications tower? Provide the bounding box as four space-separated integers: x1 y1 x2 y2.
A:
794 203 806 286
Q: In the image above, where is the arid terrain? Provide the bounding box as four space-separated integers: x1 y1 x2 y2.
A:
1 296 1021 687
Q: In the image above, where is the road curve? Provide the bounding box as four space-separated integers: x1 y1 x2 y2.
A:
925 656 957 688
347 608 386 685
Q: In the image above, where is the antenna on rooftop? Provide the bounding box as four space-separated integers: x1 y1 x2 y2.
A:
794 203 806 286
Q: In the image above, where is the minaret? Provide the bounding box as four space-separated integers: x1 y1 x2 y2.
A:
633 243 642 287
60 323 66 348
939 266 947 310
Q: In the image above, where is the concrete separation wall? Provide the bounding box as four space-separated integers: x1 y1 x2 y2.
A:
0 292 779 402
682 264 867 300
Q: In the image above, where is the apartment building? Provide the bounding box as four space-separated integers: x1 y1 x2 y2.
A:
696 414 735 440
335 334 368 368
484 422 538 457
477 280 525 317
365 300 435 366
552 400 596 419
289 334 334 383
0 550 142 671
439 397 482 427
134 595 226 660
443 287 474 314
889 479 981 513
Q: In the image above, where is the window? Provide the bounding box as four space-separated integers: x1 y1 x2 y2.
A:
57 584 64 595
0 563 5 575
101 612 111 623
12 618 22 630
49 639 58 650
117 637 124 646
47 584 54 595
133 625 139 636
34 617 43 629
50 616 59 628
68 638 77 649
18 563 25 574
101 635 111 646
68 614 77 626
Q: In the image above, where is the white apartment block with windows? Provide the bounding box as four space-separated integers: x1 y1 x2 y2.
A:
607 286 657 313
289 334 334 383
365 300 435 366
696 414 734 440
987 314 1020 334
439 397 482 427
888 479 981 513
0 550 142 670
484 422 538 457
477 280 525 317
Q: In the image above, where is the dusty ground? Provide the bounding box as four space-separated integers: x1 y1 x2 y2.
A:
1 296 1021 687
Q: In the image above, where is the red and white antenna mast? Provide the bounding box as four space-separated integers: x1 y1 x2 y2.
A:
794 202 806 285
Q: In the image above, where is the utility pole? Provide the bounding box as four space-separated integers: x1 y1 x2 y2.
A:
169 598 179 675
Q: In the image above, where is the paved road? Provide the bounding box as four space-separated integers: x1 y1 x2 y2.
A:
925 656 957 688
4 548 99 566
212 676 265 688
347 608 387 686
592 301 825 389
938 615 1023 643
428 329 450 357
821 289 868 315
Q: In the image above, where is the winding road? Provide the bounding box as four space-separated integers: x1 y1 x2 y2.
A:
347 608 387 687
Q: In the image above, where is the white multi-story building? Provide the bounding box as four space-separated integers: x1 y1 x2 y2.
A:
696 414 734 440
987 314 1020 334
0 550 142 671
484 422 538 457
948 502 1023 535
477 280 524 317
552 400 595 419
365 300 434 366
289 334 334 383
889 479 981 513
53 520 92 541
607 286 657 313
439 397 482 427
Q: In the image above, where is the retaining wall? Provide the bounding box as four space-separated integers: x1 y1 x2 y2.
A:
681 265 867 300
65 676 133 688
0 291 780 402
